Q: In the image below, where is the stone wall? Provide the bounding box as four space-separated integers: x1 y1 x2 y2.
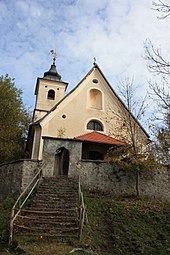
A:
0 159 41 201
139 167 170 201
74 160 137 196
77 161 170 202
73 160 170 202
1 137 169 202
42 138 170 202
21 160 42 190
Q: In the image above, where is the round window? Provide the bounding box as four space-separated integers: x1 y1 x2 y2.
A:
92 79 98 84
62 114 66 119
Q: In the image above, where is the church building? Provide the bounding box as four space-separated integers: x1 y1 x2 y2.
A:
26 56 149 176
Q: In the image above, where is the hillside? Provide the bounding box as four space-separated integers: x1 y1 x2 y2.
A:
0 193 170 255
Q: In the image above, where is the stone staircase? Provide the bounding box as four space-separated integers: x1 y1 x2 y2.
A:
13 176 80 241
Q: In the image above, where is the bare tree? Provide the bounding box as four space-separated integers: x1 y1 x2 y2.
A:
143 1 170 164
105 77 148 153
105 77 151 196
152 0 170 19
144 39 170 77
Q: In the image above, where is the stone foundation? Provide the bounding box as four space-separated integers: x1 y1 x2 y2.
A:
0 156 169 202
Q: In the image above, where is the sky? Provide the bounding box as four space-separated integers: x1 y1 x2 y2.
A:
0 0 170 115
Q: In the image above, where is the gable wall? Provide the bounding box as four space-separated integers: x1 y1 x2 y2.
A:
41 69 131 139
41 68 148 146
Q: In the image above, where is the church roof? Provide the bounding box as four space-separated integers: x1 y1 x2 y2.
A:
75 131 125 145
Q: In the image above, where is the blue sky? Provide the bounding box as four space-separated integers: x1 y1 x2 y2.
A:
0 0 170 112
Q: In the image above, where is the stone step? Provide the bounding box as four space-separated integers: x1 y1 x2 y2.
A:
42 176 78 182
15 219 78 228
29 203 78 211
14 231 79 241
17 214 78 223
14 176 80 241
20 208 78 217
41 182 78 188
40 180 78 185
34 192 78 198
14 223 79 235
37 188 78 193
32 197 78 204
39 186 78 191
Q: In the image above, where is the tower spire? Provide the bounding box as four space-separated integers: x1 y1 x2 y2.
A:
43 50 61 81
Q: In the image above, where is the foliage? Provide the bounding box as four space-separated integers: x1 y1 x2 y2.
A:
106 144 158 172
0 74 31 163
0 197 15 246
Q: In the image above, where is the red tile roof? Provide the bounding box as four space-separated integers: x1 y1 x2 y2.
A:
75 131 125 145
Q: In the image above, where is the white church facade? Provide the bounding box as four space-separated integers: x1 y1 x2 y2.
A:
26 57 150 171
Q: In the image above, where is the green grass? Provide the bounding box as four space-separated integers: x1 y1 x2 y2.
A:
81 192 170 254
0 193 170 254
0 196 16 254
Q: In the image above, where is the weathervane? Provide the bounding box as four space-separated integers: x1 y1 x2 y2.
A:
50 50 57 65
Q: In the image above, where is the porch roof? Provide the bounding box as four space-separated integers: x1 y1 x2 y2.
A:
74 131 125 145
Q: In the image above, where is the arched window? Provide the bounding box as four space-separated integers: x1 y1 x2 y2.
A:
87 120 103 131
88 89 102 110
47 89 55 100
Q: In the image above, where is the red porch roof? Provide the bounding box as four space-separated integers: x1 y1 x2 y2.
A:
75 131 125 145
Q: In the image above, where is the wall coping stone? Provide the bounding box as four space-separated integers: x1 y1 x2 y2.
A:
0 159 42 167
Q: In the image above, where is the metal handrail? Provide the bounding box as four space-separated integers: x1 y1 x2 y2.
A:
9 167 42 246
78 176 85 240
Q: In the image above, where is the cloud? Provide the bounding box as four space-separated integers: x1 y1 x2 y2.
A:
0 0 170 115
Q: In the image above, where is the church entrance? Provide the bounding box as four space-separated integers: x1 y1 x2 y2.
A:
54 147 69 176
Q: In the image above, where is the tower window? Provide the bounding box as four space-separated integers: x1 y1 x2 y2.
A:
47 89 55 100
87 120 103 131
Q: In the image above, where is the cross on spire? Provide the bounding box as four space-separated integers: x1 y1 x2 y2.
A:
93 57 97 65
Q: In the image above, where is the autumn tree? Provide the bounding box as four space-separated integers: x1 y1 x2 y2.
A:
0 74 31 163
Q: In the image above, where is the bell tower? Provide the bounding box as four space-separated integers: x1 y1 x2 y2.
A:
33 53 68 122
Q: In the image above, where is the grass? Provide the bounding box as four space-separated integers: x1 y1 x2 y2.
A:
0 193 170 254
81 192 170 254
0 196 16 254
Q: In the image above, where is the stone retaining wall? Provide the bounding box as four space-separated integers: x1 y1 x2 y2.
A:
0 156 169 202
0 160 41 201
74 160 170 202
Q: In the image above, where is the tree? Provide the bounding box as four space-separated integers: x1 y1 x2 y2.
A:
0 74 31 163
144 1 170 164
105 77 149 152
152 0 170 19
105 78 153 196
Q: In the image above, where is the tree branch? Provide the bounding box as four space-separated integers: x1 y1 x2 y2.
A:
144 39 170 76
152 0 170 19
